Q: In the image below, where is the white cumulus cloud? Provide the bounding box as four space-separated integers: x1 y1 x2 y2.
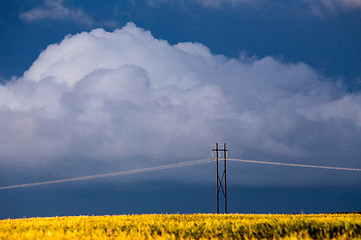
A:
1 23 360 185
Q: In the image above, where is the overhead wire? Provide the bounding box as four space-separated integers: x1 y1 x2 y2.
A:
227 158 361 172
0 158 213 190
1 157 360 191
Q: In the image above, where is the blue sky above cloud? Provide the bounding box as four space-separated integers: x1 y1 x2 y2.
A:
20 0 92 24
147 0 361 12
17 0 361 26
18 0 118 28
6 0 359 81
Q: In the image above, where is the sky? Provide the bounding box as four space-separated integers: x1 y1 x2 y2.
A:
0 0 361 218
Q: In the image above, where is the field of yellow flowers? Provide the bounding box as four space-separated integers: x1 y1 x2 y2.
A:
1 213 361 239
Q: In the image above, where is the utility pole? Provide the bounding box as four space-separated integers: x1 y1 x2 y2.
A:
212 143 228 214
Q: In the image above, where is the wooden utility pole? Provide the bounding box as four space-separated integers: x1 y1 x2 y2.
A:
212 143 228 214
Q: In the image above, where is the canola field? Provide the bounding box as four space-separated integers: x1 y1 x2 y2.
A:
1 213 361 239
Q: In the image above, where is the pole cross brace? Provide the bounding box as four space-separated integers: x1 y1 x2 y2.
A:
212 143 228 214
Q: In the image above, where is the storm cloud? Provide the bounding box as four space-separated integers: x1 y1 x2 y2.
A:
1 23 360 185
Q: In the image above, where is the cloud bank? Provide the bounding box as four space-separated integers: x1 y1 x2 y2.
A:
1 23 360 185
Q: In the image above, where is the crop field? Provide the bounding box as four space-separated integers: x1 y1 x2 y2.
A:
1 213 361 239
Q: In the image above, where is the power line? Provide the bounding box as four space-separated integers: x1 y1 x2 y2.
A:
0 158 214 190
1 157 360 191
228 158 361 172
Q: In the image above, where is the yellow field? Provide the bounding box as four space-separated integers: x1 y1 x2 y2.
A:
1 213 361 239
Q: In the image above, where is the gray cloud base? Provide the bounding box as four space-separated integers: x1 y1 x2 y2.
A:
1 23 360 186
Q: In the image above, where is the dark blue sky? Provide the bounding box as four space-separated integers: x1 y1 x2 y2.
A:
1 0 361 83
0 0 361 218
